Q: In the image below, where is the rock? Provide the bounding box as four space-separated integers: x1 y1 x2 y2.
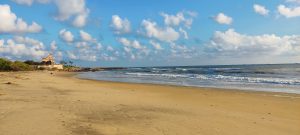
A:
5 82 12 85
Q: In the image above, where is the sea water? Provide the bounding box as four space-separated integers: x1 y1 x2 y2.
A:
77 64 300 94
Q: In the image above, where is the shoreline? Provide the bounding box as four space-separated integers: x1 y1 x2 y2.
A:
73 72 300 96
1 71 300 135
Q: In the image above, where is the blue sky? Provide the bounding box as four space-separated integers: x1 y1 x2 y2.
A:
0 0 300 67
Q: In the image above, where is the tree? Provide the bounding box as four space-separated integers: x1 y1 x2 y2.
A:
60 60 68 65
69 61 73 66
24 60 41 65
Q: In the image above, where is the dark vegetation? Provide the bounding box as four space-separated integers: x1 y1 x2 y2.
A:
0 58 124 72
0 58 82 72
0 58 33 71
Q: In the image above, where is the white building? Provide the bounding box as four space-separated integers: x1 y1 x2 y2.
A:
37 54 63 70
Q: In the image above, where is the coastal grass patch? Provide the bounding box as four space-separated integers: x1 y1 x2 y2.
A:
0 58 33 71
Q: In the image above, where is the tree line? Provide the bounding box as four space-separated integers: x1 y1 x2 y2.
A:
0 58 75 71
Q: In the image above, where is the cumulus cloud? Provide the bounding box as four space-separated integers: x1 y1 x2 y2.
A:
277 5 300 18
67 51 77 60
0 4 42 34
54 51 63 61
50 41 57 51
0 37 48 60
253 4 269 16
140 20 180 42
11 0 89 27
206 29 300 56
149 40 163 50
286 0 300 4
111 15 131 34
72 11 89 27
54 0 89 27
66 39 117 62
161 12 184 26
160 11 196 28
59 29 74 43
11 0 50 6
79 30 93 42
179 27 188 39
0 40 4 46
213 13 233 25
117 37 150 60
169 42 195 59
68 42 97 61
13 36 45 50
106 46 114 51
117 37 144 49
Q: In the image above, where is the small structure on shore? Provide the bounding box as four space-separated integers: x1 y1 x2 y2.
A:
38 54 63 70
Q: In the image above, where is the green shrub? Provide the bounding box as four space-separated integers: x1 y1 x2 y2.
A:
10 61 33 71
0 58 12 71
0 58 33 71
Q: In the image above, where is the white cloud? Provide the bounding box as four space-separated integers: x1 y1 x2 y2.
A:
179 27 188 39
106 46 114 51
141 20 180 42
75 41 89 48
206 29 300 56
11 0 89 27
54 0 89 27
96 43 102 50
253 4 269 16
278 4 300 18
117 37 150 59
213 13 233 25
160 11 196 28
111 15 131 34
59 29 74 43
69 41 97 61
131 40 143 50
0 38 48 60
11 0 34 5
99 53 117 61
11 0 50 6
161 12 185 26
123 46 131 53
0 40 4 47
169 42 195 59
79 30 93 41
149 40 163 50
13 36 45 50
117 37 130 47
117 37 143 49
54 51 63 61
0 4 42 34
67 51 77 59
286 0 300 4
72 11 89 27
50 41 57 51
67 40 117 62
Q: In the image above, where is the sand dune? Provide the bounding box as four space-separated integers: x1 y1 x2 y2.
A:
0 71 299 135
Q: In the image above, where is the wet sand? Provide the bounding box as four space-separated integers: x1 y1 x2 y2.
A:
0 71 300 135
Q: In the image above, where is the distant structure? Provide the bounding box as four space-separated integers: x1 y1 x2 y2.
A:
38 54 63 70
42 54 55 65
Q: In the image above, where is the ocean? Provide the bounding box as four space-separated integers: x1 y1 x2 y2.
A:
77 64 300 94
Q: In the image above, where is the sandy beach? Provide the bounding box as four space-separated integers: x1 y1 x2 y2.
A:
0 71 300 135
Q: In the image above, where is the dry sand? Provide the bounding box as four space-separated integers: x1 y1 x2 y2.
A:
0 71 299 135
